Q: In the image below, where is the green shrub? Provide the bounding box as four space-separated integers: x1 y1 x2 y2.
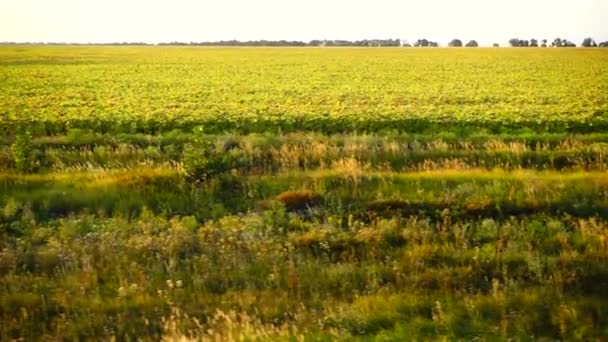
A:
11 131 37 173
183 139 248 182
182 140 216 181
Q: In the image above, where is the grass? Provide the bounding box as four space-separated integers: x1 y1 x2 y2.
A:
2 212 608 340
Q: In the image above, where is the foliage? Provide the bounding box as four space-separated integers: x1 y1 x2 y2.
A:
182 136 247 182
552 38 576 47
10 131 36 173
1 211 608 340
1 47 607 135
413 39 439 47
582 37 597 47
448 39 463 47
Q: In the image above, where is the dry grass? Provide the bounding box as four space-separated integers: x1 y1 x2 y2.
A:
484 140 529 153
275 190 322 212
331 157 370 184
161 307 301 342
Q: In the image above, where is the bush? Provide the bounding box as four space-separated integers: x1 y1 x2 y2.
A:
11 131 37 173
183 139 246 182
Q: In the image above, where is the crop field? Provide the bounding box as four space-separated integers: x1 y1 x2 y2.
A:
1 46 608 340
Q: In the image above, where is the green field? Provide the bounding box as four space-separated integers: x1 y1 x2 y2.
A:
1 46 608 340
2 46 608 134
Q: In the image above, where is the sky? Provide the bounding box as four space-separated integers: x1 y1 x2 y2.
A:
1 0 607 46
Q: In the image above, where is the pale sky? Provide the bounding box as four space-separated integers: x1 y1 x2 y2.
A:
1 0 607 46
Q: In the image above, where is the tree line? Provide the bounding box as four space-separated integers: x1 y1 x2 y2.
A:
2 38 607 47
158 39 404 47
508 37 608 47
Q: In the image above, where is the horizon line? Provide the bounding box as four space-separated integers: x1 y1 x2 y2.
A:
2 37 607 48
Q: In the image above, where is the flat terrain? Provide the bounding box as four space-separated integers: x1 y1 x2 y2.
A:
1 46 607 340
1 47 607 134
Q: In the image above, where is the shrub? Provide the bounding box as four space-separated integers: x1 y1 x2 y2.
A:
11 131 37 173
182 140 216 181
183 138 249 182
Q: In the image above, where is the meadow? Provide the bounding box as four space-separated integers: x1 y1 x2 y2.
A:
1 46 607 340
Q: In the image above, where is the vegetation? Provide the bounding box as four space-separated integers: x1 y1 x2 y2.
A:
465 40 478 47
448 39 463 47
508 37 583 48
1 46 607 340
582 37 598 47
5 36 606 48
2 47 607 136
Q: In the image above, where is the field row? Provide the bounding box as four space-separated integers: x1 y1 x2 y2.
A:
2 168 607 223
5 130 608 148
4 132 608 173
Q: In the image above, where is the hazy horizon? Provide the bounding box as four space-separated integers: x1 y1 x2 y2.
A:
1 0 607 46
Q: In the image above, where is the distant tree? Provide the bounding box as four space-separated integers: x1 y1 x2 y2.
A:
448 39 463 47
493 43 500 47
387 38 401 47
465 40 478 47
352 39 401 47
520 40 530 47
599 41 608 47
552 38 563 47
509 38 521 47
414 39 438 47
414 39 429 47
530 39 538 47
561 39 576 47
582 37 597 47
308 40 323 46
541 39 547 47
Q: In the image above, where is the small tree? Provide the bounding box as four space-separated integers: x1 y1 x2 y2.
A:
582 37 597 47
448 39 463 47
465 40 478 47
530 39 538 47
541 39 547 47
493 43 500 47
552 38 562 47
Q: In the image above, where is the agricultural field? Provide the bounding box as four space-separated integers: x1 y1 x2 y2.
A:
1 46 608 340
